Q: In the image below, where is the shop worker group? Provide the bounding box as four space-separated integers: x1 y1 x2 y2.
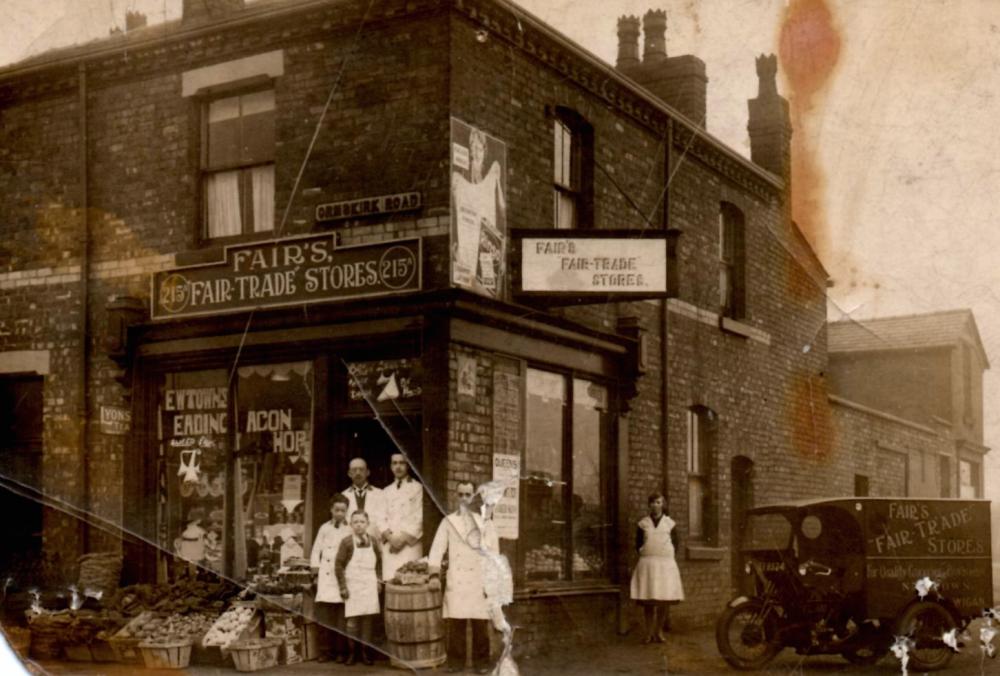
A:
311 454 499 673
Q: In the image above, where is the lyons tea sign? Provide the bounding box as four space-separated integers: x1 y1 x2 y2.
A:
152 234 421 320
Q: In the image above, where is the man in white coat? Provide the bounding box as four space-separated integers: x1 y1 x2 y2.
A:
341 457 387 540
428 481 498 674
381 453 423 580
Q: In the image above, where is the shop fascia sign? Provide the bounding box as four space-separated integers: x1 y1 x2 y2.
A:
315 192 422 223
512 229 668 300
151 233 421 320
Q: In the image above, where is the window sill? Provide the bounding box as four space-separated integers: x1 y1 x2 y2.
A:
175 232 278 267
685 545 726 561
514 583 619 600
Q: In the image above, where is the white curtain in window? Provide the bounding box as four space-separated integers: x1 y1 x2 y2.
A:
206 170 242 238
252 165 275 233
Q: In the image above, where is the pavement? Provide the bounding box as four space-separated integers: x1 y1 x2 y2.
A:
14 621 1000 675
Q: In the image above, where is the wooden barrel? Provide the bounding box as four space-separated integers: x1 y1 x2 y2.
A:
384 583 446 669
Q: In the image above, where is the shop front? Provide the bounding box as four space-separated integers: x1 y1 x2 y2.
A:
118 229 638 652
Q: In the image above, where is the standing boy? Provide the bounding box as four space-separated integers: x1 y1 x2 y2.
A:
310 494 351 662
336 510 383 666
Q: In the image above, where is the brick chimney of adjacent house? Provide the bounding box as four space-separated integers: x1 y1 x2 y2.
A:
614 9 708 126
183 0 245 23
616 16 641 71
747 54 792 184
125 10 147 31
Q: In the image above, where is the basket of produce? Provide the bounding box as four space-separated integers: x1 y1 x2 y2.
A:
391 559 431 586
229 637 282 672
202 604 261 651
108 611 163 663
77 552 123 599
138 637 193 669
26 610 71 660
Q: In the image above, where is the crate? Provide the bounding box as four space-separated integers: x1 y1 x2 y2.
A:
230 637 282 672
138 638 193 669
63 643 94 661
91 639 117 662
108 611 158 664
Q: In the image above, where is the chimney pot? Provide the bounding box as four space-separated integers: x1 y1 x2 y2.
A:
183 0 245 23
616 16 641 69
643 9 667 63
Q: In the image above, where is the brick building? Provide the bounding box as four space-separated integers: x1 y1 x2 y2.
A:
828 310 989 499
0 0 979 651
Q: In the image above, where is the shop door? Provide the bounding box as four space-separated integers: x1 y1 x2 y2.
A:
0 376 43 584
334 417 422 493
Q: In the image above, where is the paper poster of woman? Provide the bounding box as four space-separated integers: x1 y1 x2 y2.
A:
450 119 507 298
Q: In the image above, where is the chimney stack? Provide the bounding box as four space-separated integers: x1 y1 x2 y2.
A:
616 16 641 70
125 10 147 31
613 8 708 126
747 54 792 183
183 0 245 23
642 10 667 63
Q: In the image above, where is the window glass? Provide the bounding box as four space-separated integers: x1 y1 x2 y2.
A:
572 379 608 579
159 370 229 577
524 369 566 581
204 90 275 238
235 362 313 579
959 459 977 498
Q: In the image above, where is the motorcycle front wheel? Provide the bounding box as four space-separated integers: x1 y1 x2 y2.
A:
715 599 782 670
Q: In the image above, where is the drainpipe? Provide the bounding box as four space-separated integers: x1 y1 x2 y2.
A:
661 120 673 505
78 62 91 553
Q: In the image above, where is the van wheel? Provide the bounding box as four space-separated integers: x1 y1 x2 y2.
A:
715 599 781 670
896 601 956 671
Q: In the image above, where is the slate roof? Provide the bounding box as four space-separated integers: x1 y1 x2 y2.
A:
828 309 989 368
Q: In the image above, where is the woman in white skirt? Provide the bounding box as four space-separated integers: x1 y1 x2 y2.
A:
630 492 684 643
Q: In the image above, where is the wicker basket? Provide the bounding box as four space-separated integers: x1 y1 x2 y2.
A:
138 638 193 669
77 552 123 599
230 637 282 672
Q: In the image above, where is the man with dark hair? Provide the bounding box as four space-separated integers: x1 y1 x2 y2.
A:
428 481 498 674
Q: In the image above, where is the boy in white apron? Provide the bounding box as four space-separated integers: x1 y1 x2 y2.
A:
335 510 383 665
310 494 350 662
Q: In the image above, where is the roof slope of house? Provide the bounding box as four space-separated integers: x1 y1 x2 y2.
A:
828 309 989 368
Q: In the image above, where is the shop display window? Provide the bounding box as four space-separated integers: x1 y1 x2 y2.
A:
159 369 229 578
522 368 611 584
157 362 314 581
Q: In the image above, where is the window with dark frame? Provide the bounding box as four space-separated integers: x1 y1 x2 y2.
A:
687 406 714 543
853 474 869 497
521 367 612 584
202 89 276 239
552 108 593 229
719 203 746 319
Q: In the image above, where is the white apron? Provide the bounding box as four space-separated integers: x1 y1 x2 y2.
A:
429 512 498 620
630 515 685 602
344 541 380 618
316 545 342 604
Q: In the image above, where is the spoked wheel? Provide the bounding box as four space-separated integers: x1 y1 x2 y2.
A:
896 601 957 671
715 599 781 670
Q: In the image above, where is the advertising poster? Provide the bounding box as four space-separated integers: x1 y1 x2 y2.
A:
450 118 507 298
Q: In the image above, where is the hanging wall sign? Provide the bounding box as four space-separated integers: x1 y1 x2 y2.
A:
315 192 422 223
151 234 421 320
512 230 668 299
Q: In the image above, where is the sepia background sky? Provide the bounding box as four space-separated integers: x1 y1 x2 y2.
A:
1 0 998 499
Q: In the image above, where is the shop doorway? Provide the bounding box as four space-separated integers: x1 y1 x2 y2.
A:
0 375 44 585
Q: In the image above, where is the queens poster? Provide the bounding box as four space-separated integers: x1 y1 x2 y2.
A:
450 118 508 298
